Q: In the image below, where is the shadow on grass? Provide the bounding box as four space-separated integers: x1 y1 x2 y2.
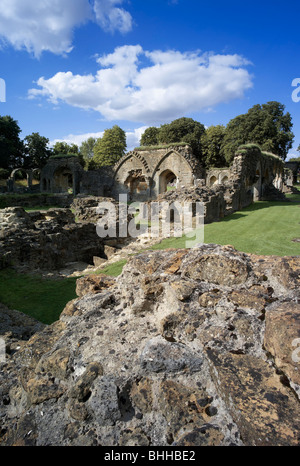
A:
219 212 247 222
0 268 78 324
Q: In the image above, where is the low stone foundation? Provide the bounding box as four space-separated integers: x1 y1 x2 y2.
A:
0 207 106 271
0 193 73 209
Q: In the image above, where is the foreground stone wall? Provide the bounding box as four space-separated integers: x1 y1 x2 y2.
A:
0 245 299 446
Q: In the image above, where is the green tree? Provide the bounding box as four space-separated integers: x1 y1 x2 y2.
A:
23 132 52 168
52 141 79 156
201 125 226 168
158 117 206 159
140 127 159 146
222 101 294 163
79 137 96 168
0 115 24 169
93 125 127 168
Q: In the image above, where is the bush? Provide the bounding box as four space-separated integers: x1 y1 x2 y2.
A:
0 168 10 180
49 153 78 159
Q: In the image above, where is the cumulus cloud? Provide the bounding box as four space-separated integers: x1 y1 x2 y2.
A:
50 132 104 149
29 45 253 124
0 0 133 57
93 0 133 33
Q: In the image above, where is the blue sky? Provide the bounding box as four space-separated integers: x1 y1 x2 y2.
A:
0 0 300 158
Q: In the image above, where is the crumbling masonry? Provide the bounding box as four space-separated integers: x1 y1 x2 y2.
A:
37 144 286 224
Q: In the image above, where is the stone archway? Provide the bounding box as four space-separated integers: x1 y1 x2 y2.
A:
53 166 74 193
253 166 262 201
221 175 229 184
113 146 198 200
159 169 177 194
124 170 148 195
209 176 218 187
9 168 33 192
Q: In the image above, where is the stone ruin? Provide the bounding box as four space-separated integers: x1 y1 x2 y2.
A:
0 144 290 272
0 198 133 273
285 160 300 185
36 143 286 206
126 144 287 226
1 143 293 211
0 145 299 447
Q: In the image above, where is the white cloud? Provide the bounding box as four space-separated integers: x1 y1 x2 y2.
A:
50 132 104 149
29 45 253 123
93 0 133 33
0 0 132 57
50 126 148 151
125 126 149 150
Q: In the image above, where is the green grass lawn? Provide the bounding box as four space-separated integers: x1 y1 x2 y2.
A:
203 199 300 256
0 269 78 324
151 196 300 256
94 259 128 277
24 206 58 212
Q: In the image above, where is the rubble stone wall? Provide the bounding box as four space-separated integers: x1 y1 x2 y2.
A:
0 207 105 270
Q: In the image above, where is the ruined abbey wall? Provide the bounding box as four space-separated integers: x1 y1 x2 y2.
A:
112 145 204 201
37 144 286 226
40 157 84 195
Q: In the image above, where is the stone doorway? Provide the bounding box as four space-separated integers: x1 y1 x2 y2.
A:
159 169 177 193
124 170 148 195
54 167 74 193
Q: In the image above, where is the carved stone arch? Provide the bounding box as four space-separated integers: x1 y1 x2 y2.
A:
32 168 41 177
221 175 229 184
209 175 218 187
10 167 29 180
113 152 150 180
151 149 195 181
9 168 34 191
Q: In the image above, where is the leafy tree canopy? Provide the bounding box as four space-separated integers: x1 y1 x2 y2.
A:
23 132 52 169
52 141 79 156
221 101 294 163
93 125 127 168
158 117 206 159
0 115 24 169
79 137 97 169
201 125 226 168
140 127 160 146
52 141 85 167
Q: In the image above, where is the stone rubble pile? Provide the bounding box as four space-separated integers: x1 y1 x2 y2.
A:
0 244 299 446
